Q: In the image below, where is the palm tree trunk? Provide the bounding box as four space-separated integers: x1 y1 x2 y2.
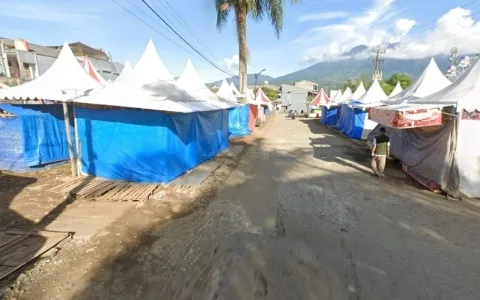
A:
235 3 248 101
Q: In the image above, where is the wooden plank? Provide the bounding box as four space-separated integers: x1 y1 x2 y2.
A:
4 234 69 267
114 183 137 200
0 236 44 266
137 184 159 200
0 233 69 280
72 179 108 196
58 177 94 193
123 185 145 200
0 233 25 249
129 185 150 200
88 181 119 198
4 230 70 238
98 182 129 200
52 177 84 193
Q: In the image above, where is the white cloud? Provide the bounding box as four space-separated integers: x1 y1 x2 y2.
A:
297 0 480 64
395 18 416 36
0 0 102 24
296 0 399 63
386 7 480 59
224 54 239 70
298 11 350 22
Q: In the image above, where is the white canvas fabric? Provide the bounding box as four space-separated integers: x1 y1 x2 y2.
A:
246 88 259 105
389 82 403 97
114 60 133 83
217 79 238 103
387 58 451 103
351 82 366 99
82 56 108 85
177 59 218 102
72 41 235 112
409 58 480 111
0 43 101 101
230 82 240 94
352 79 387 106
332 90 343 103
337 87 353 103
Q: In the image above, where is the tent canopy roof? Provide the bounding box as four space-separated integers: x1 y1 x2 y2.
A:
114 60 133 83
409 57 480 111
83 56 108 85
351 81 366 100
311 88 330 106
217 79 238 103
177 59 218 101
0 42 101 101
387 58 451 103
389 82 403 97
354 79 388 104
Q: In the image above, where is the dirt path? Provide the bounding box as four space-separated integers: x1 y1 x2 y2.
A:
4 116 480 299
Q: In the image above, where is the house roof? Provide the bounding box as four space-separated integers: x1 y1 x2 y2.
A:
66 42 109 60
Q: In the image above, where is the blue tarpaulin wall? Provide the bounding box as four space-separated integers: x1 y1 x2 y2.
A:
228 105 250 137
0 104 74 172
336 104 368 139
76 107 229 183
321 106 338 126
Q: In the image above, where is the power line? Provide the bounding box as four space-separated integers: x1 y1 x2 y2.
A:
110 0 201 60
141 0 233 76
155 0 220 62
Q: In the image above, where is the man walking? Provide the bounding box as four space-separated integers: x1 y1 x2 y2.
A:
371 127 390 178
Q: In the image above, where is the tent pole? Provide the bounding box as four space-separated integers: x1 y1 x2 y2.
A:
62 102 77 177
73 106 81 177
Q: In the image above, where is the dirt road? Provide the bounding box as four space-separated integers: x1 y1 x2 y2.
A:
5 116 480 299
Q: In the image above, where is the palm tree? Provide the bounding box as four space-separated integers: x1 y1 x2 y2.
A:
215 0 301 98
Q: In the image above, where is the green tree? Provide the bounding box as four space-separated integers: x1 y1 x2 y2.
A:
254 86 278 101
215 0 302 98
386 73 412 89
379 81 394 95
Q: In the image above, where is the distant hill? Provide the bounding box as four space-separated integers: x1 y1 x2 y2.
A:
208 74 275 87
268 55 451 89
208 53 453 90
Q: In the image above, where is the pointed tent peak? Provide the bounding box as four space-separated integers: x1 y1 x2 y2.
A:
352 81 366 99
114 60 133 83
389 81 403 97
256 87 271 103
217 79 237 102
132 39 173 85
333 89 343 102
311 88 330 106
388 57 450 102
82 55 107 85
230 81 240 94
337 87 353 103
357 79 388 103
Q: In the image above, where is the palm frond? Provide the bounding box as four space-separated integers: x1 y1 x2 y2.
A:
266 0 283 38
215 0 232 30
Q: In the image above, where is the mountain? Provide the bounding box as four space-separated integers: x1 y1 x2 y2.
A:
268 55 452 89
208 74 275 87
341 45 368 57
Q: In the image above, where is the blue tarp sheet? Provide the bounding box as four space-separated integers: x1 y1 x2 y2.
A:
228 105 250 137
321 106 338 126
77 107 229 183
336 104 368 139
0 104 73 172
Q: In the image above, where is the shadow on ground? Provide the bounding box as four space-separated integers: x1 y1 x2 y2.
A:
7 117 480 300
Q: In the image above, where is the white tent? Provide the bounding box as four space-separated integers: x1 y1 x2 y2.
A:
387 58 451 103
351 81 366 100
82 56 108 85
216 79 238 103
332 89 343 103
337 87 352 104
230 82 240 94
0 43 101 101
0 82 9 89
389 82 403 97
114 60 133 83
72 41 232 112
177 59 218 102
352 79 388 108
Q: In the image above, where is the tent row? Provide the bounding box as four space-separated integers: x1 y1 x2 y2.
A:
0 40 273 184
314 57 480 198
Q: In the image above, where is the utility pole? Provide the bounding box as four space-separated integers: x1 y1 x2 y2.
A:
371 42 386 81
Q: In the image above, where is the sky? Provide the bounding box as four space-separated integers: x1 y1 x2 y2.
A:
0 0 479 82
